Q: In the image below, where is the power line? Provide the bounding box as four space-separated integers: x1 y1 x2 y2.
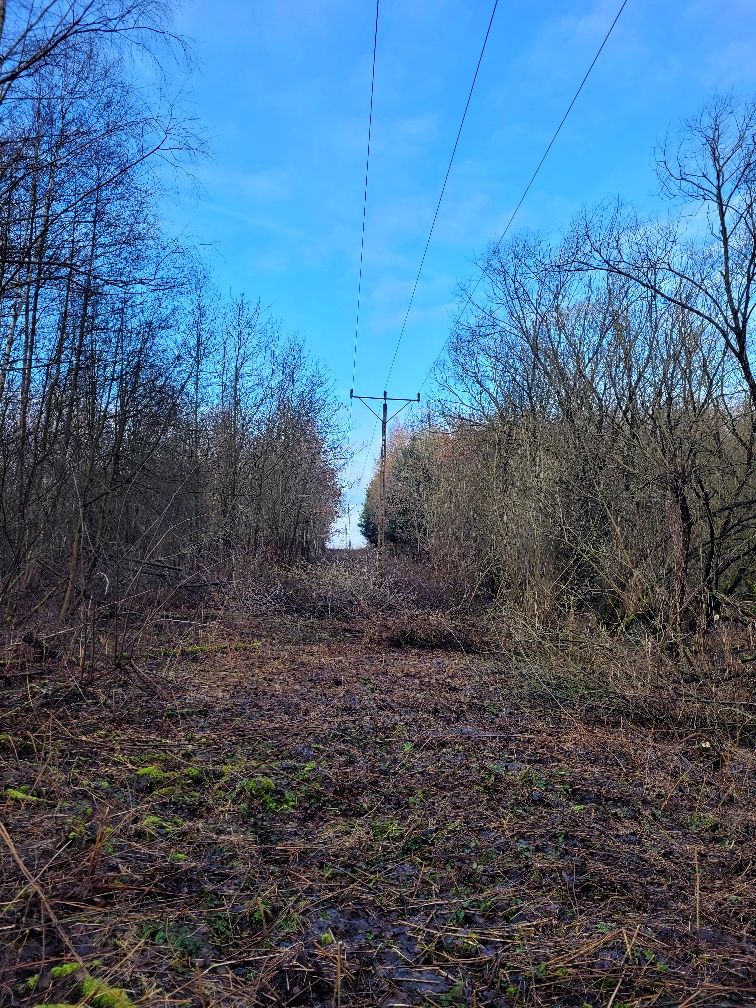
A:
345 0 380 547
384 0 500 386
349 0 380 419
417 0 630 391
352 1 500 532
351 390 420 551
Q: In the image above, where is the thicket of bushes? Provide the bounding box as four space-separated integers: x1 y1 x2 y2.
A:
363 95 756 640
0 1 342 625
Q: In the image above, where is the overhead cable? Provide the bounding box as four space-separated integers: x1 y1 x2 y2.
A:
418 0 631 390
349 0 381 418
384 0 500 386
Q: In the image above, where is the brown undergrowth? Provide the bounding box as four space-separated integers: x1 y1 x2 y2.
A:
1 555 755 1007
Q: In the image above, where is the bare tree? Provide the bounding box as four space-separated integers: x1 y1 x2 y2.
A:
378 207 756 637
0 0 179 101
577 94 756 407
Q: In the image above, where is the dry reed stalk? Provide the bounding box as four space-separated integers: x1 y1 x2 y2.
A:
0 821 83 965
694 847 701 932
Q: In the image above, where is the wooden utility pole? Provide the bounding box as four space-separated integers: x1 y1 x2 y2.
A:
351 389 420 550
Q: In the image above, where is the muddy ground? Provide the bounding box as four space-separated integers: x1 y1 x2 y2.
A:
1 570 755 1007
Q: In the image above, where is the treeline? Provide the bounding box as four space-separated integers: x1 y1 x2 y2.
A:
0 1 341 624
363 94 756 639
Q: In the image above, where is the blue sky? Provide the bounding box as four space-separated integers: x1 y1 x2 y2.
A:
166 0 756 544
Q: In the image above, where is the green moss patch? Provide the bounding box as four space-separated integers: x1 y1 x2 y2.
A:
50 963 80 979
80 977 135 1008
5 785 39 802
135 764 169 786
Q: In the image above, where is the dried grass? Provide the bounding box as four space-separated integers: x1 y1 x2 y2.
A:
1 558 754 1007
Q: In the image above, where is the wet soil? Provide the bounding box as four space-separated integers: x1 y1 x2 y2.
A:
1 604 755 1007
